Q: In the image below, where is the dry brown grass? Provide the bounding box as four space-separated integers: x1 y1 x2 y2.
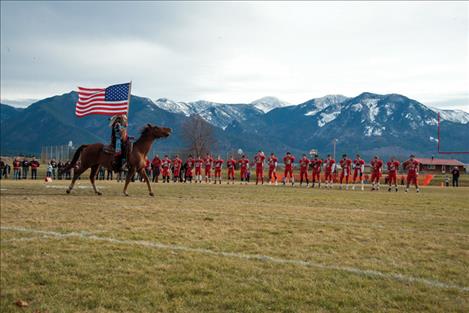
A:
1 180 468 312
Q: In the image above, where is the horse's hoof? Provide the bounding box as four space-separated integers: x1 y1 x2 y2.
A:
123 193 129 197
96 192 102 196
66 189 71 194
149 192 154 197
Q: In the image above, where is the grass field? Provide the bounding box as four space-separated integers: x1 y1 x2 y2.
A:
1 179 468 312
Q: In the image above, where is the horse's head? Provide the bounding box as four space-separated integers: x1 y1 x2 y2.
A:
144 124 172 139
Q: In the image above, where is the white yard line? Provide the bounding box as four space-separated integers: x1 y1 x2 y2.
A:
45 185 107 189
2 226 468 292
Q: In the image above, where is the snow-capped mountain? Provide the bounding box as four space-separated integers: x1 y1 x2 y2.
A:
302 95 349 116
250 96 290 113
153 98 264 129
429 107 469 124
225 92 469 159
153 98 193 115
2 91 468 161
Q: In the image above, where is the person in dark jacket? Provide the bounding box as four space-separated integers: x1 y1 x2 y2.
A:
451 166 460 187
3 163 11 179
30 157 40 180
57 161 64 180
22 158 30 179
64 161 72 180
0 158 4 180
106 169 113 180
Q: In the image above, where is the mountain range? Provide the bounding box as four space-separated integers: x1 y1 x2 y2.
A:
1 92 468 161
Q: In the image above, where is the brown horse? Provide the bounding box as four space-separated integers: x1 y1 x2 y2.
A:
63 124 171 196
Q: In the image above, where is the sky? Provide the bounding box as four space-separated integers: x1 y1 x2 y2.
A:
1 1 468 111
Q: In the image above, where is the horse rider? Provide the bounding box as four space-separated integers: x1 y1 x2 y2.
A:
110 114 129 172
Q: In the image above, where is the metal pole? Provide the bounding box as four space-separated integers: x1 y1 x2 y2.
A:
437 112 440 153
127 81 132 116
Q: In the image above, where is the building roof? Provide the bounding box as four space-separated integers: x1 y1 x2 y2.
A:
415 158 465 166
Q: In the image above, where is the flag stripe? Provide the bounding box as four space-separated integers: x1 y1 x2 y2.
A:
78 87 105 92
75 83 130 117
75 104 129 113
76 108 128 117
76 101 128 109
76 96 106 105
78 92 105 100
78 91 105 97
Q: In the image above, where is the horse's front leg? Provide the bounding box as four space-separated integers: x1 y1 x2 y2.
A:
123 167 136 196
67 166 86 194
139 168 154 196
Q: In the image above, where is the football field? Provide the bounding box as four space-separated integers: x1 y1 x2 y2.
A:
1 180 468 312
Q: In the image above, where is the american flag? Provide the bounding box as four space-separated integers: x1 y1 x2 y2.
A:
76 82 131 117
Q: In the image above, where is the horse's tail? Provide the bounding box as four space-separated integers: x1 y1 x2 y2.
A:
60 145 88 173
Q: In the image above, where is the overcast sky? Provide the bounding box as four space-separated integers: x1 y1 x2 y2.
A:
1 1 468 111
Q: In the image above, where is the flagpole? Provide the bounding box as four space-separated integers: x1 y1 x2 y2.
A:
127 81 132 116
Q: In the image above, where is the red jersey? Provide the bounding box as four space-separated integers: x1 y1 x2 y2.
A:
353 159 365 173
299 158 310 171
161 158 171 169
151 157 161 168
254 153 265 168
195 158 203 169
283 155 295 168
30 160 40 169
186 157 194 169
227 159 236 169
387 160 400 175
13 160 21 169
173 157 182 170
238 158 249 169
311 159 322 172
204 157 213 168
268 156 278 169
403 159 419 175
145 159 151 169
324 159 336 172
370 159 383 174
214 159 224 169
340 158 352 175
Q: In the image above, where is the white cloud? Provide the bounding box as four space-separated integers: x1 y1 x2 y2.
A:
1 1 468 112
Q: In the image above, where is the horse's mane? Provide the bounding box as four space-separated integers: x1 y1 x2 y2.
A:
140 124 152 136
134 124 153 145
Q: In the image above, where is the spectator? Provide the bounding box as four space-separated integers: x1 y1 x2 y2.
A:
64 161 72 180
98 166 105 180
46 163 53 178
50 159 58 179
444 175 449 187
0 158 4 180
57 161 64 180
3 163 11 179
13 158 21 180
30 157 40 180
22 158 30 179
451 166 460 187
106 169 113 180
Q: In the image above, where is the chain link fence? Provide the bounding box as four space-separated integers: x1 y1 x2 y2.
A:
40 145 76 163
